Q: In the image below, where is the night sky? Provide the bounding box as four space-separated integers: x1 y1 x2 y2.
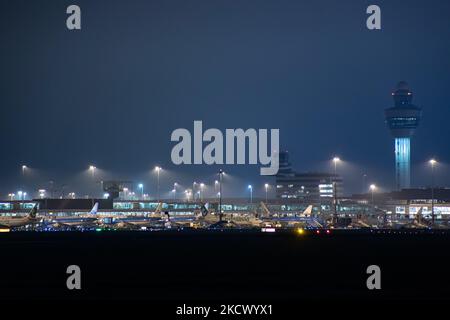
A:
1 0 450 198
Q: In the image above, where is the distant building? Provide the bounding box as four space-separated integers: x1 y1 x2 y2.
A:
385 81 422 190
351 188 450 204
275 151 342 201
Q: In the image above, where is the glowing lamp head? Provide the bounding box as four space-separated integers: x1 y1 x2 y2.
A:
370 184 377 191
333 157 341 163
429 159 437 166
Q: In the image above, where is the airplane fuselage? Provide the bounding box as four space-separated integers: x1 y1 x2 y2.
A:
0 217 34 228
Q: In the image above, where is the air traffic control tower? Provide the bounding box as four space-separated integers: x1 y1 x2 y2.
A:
385 81 422 190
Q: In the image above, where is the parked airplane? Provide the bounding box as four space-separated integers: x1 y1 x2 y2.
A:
48 203 99 228
112 203 167 229
0 205 38 229
260 204 322 228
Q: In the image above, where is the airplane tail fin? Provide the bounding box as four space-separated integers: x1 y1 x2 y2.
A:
200 204 209 217
303 205 313 216
154 202 163 215
259 201 271 218
28 205 38 219
415 207 423 223
89 203 99 215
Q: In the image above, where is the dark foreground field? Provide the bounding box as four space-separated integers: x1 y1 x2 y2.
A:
1 230 450 305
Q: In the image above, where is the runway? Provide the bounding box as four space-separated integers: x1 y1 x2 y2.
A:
1 230 450 302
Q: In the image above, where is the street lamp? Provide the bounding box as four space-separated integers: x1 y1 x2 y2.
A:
200 183 205 202
362 173 367 193
154 166 162 202
214 180 219 193
248 185 253 204
264 183 269 203
218 169 224 219
89 165 96 178
173 183 178 200
184 189 192 202
8 193 15 200
332 157 341 221
18 191 23 201
192 182 197 201
39 189 46 199
172 189 176 200
370 184 377 205
332 157 341 175
138 183 144 199
22 165 27 175
429 159 437 224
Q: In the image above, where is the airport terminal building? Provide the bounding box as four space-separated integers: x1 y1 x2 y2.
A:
275 151 342 201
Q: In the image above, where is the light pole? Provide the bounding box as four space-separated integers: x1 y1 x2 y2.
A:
248 185 253 204
370 184 377 205
8 193 15 201
362 173 367 193
200 183 205 202
138 183 144 199
173 182 178 200
21 165 27 196
333 157 340 175
332 157 341 222
154 166 161 202
39 189 46 199
89 165 96 178
192 182 197 201
429 159 437 224
218 169 224 220
264 183 269 203
214 180 219 194
185 189 192 202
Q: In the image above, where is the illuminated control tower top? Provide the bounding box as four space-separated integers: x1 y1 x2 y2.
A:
385 81 422 190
